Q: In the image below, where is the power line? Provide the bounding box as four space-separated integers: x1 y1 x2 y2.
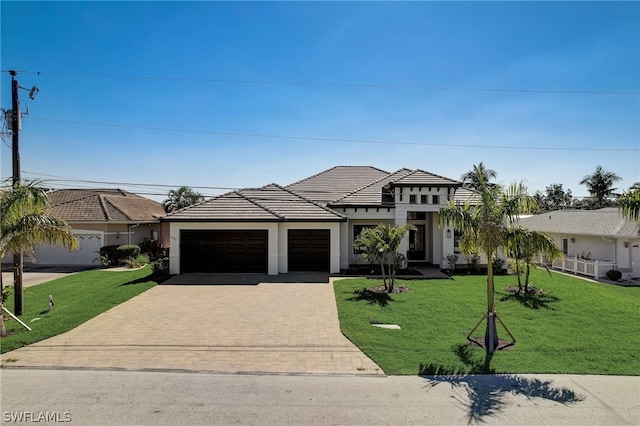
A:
25 116 639 152
13 70 640 95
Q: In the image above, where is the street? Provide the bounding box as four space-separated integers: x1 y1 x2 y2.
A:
1 369 638 425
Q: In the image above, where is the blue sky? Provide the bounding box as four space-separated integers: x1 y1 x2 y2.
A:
1 1 638 202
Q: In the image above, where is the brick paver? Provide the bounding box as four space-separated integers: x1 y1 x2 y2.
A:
1 278 382 375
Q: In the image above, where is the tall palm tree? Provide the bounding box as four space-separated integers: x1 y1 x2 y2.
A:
1 182 79 334
162 186 204 213
460 162 498 190
439 176 536 353
579 165 621 207
618 188 640 222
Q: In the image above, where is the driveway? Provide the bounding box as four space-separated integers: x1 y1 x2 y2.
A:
1 276 382 375
1 265 95 288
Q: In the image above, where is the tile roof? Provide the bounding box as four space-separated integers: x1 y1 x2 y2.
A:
286 166 390 205
47 189 165 222
518 208 639 238
387 169 461 187
164 184 346 222
331 168 413 206
453 187 482 204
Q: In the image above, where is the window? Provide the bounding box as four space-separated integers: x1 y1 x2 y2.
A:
409 194 417 204
353 225 374 254
421 195 428 204
432 195 440 204
562 238 568 255
407 212 426 220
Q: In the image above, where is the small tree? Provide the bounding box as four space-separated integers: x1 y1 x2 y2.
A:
354 224 412 293
507 226 563 293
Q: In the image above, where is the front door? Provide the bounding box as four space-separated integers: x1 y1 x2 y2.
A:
408 225 425 261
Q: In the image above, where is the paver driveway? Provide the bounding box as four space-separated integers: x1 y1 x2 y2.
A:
1 277 382 375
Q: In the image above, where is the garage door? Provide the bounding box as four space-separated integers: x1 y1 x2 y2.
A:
288 229 330 272
180 230 268 273
31 231 103 266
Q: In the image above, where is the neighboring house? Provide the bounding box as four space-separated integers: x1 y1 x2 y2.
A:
15 189 165 266
163 166 468 275
518 208 640 279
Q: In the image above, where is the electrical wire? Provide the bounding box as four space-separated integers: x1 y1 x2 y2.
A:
24 116 639 152
11 70 640 95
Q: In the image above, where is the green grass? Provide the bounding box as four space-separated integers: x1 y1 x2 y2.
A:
1 266 157 354
334 268 640 375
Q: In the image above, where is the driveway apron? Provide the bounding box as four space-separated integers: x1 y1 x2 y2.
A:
1 278 382 375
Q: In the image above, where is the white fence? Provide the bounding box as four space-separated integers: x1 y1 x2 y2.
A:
551 256 616 280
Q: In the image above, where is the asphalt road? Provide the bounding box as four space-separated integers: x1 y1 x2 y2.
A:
1 369 638 425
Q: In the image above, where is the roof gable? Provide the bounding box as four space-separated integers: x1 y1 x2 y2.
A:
331 168 413 206
387 169 461 187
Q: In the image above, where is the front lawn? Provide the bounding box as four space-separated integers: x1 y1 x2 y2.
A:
1 266 157 353
334 268 640 375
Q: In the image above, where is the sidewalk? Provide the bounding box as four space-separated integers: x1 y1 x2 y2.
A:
1 278 382 375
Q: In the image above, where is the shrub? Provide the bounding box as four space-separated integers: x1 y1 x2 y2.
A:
125 254 149 269
152 257 169 278
117 244 140 261
465 253 480 274
139 237 165 261
605 269 622 281
97 244 141 267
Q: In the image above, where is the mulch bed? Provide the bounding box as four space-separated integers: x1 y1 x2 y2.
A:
369 285 411 294
504 285 546 296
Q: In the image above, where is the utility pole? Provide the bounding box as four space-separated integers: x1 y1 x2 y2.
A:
9 70 24 316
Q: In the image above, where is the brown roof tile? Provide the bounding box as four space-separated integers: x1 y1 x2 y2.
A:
47 189 165 222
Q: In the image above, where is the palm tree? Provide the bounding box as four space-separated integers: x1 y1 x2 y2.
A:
618 188 640 222
162 186 205 213
354 224 412 293
439 176 536 353
460 162 497 190
507 226 563 293
579 166 621 208
1 182 79 334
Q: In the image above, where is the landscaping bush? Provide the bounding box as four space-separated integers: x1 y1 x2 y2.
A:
606 269 622 281
139 237 166 261
97 244 141 267
125 254 149 269
152 257 169 278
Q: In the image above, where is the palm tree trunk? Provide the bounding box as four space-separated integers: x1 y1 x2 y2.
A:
515 256 522 292
524 263 531 293
485 255 498 354
388 261 395 293
0 271 6 337
379 261 387 291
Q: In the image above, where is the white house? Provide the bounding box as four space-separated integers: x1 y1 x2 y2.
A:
518 208 640 279
162 166 471 275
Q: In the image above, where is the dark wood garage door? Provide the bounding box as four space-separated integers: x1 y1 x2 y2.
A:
180 230 268 273
288 229 330 272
